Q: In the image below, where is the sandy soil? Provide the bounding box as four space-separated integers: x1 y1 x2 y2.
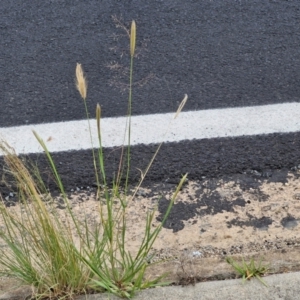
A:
1 169 300 298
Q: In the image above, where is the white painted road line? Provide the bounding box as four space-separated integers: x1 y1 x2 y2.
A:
1 102 300 155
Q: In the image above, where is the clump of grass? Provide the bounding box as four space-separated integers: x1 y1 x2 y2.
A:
0 20 188 299
226 257 269 286
0 142 96 299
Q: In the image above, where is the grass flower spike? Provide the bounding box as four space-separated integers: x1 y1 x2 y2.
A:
130 20 136 57
76 63 87 100
96 104 101 135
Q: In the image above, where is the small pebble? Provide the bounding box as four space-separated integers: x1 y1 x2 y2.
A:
251 170 261 177
137 190 147 197
192 251 202 257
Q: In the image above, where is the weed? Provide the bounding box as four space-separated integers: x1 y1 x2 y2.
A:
0 141 94 299
226 257 269 286
0 20 187 299
176 251 199 286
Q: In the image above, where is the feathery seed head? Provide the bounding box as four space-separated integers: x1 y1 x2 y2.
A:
76 63 87 100
130 20 136 57
174 94 188 119
96 103 101 130
96 104 101 123
96 104 101 135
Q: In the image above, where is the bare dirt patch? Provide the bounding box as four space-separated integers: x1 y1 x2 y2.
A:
1 169 300 298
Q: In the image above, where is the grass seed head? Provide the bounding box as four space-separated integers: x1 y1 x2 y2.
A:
174 94 188 119
130 20 136 57
76 63 87 100
96 104 101 134
96 104 101 122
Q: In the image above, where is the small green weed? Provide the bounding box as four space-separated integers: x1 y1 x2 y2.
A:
226 257 269 286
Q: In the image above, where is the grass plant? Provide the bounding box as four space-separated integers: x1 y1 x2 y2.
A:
226 257 269 286
0 20 187 299
0 142 94 299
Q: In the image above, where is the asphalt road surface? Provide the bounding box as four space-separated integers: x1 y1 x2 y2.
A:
1 0 300 191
